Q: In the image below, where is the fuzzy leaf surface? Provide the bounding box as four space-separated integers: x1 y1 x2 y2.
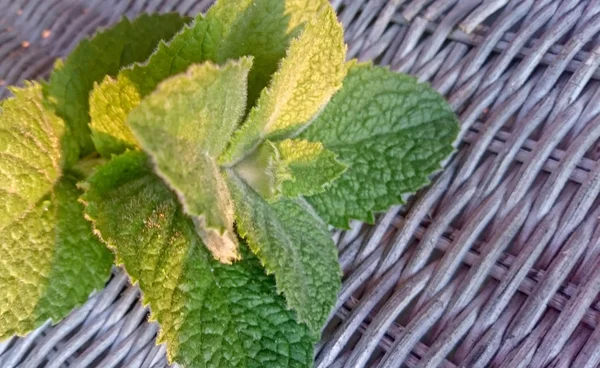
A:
235 139 347 201
267 139 347 199
208 0 329 105
90 0 328 158
128 59 252 263
82 151 315 368
0 83 72 227
221 4 347 164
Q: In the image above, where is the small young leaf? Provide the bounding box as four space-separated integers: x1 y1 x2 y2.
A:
227 171 341 333
128 59 253 263
45 13 189 155
0 83 74 228
235 139 347 200
0 174 113 339
221 4 347 165
82 151 315 368
268 139 347 199
299 63 459 228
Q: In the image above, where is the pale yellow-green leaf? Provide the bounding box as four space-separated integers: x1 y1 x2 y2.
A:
88 14 220 158
208 0 329 105
0 175 113 339
220 4 347 165
88 77 142 156
128 59 252 263
0 83 111 340
0 83 73 228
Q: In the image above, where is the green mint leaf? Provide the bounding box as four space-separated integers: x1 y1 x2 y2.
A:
0 83 74 228
221 4 347 165
209 0 329 106
299 63 459 228
82 151 315 368
45 13 189 155
235 139 347 201
0 174 113 339
227 171 341 333
128 59 253 263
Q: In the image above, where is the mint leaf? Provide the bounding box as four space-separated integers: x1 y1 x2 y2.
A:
235 139 347 200
0 83 74 228
90 0 329 159
45 13 189 155
0 174 113 338
221 4 347 165
0 84 112 339
299 63 459 228
128 59 252 263
227 171 341 333
209 0 329 106
82 151 315 368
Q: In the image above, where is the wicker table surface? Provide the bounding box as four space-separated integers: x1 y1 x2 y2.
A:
1 0 600 367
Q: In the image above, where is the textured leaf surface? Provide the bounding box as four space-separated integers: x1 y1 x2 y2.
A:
90 0 330 158
209 0 328 105
0 174 113 339
300 63 459 228
128 59 252 263
221 4 347 165
45 13 189 155
82 151 315 368
227 171 341 333
0 83 73 228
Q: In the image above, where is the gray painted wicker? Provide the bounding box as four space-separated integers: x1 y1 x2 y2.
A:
1 0 599 367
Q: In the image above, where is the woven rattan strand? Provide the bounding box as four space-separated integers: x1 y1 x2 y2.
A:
1 0 600 367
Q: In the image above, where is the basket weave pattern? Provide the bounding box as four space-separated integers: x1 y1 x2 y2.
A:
1 0 600 367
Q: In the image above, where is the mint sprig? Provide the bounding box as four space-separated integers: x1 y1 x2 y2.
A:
0 1 459 367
